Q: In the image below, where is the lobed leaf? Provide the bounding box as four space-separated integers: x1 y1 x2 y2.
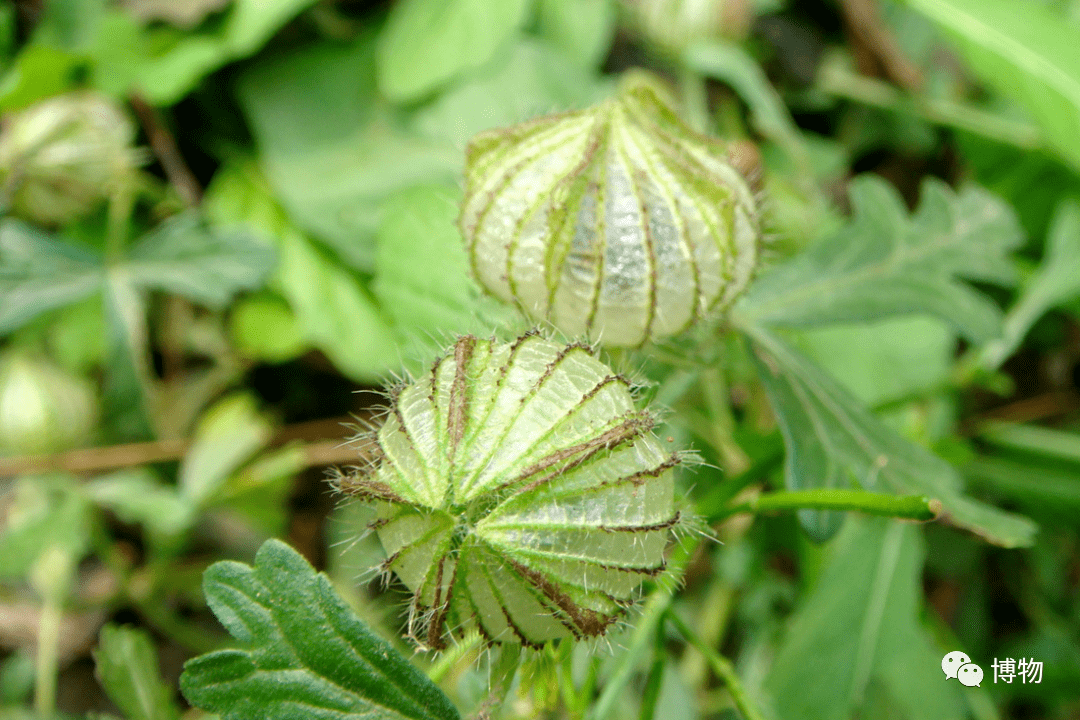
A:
126 213 276 309
744 322 1036 547
738 176 1023 342
0 220 103 335
179 539 461 720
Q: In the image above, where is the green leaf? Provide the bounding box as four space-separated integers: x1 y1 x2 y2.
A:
179 539 461 720
978 421 1080 465
738 176 1023 342
126 214 275 309
962 457 1080 525
0 220 103 335
903 0 1080 173
228 293 309 363
376 0 534 102
91 0 320 105
766 517 967 720
744 322 1037 547
980 198 1080 369
179 394 272 508
410 38 611 147
794 317 953 408
373 185 511 339
203 162 401 381
237 37 459 269
86 469 193 539
534 0 616 69
684 40 809 172
277 229 399 382
0 43 82 110
94 625 181 720
0 475 92 578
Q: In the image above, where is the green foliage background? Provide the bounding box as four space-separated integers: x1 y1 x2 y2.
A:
0 0 1078 718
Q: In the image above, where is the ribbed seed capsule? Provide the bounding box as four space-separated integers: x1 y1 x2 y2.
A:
459 74 760 347
339 333 681 649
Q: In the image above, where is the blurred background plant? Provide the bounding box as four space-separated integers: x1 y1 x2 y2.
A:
0 0 1077 719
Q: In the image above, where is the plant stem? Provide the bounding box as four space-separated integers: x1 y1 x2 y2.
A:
695 445 784 521
817 54 1041 151
679 66 710 134
589 590 673 720
716 489 940 522
666 611 766 720
637 618 668 720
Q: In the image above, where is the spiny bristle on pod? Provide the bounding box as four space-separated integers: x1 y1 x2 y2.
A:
336 333 685 650
459 72 761 347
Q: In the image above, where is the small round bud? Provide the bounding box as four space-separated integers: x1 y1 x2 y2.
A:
621 0 753 50
339 333 682 649
0 350 98 455
0 92 142 225
460 74 760 347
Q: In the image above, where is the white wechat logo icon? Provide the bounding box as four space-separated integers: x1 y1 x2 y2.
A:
942 651 983 687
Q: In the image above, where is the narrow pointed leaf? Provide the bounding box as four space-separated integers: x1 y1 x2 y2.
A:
744 322 1036 547
94 625 181 720
180 539 461 720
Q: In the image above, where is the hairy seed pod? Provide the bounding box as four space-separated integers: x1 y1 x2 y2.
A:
459 73 760 347
338 333 682 649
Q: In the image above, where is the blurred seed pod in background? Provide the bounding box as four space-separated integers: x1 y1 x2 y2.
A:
336 333 684 649
0 91 143 225
460 73 761 347
620 0 753 51
0 350 98 456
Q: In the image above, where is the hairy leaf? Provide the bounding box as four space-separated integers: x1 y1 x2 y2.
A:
744 322 1037 546
179 539 461 720
738 176 1022 342
94 625 181 720
376 0 534 102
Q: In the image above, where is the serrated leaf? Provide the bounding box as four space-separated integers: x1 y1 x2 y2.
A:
903 0 1080 173
738 176 1023 342
179 539 461 720
744 322 1037 547
376 0 534 102
980 198 1080 369
94 625 181 720
0 219 103 335
126 213 275 310
766 517 966 720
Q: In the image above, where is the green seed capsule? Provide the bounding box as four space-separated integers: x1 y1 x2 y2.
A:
460 73 760 347
339 333 682 649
